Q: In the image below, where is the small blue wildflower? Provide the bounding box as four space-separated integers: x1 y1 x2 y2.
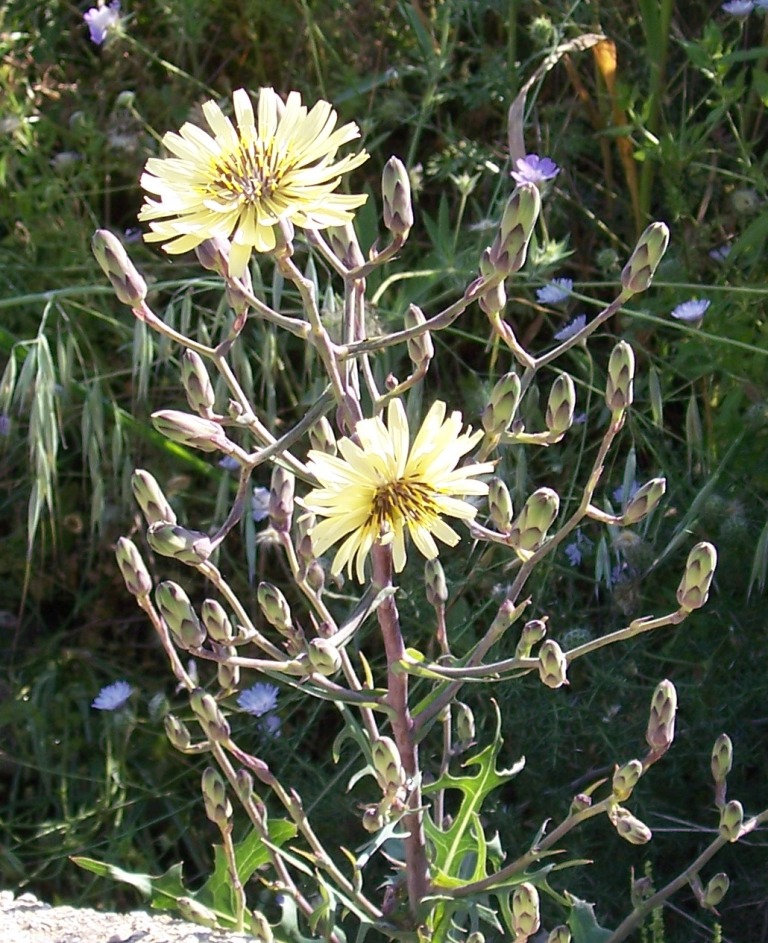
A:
565 543 583 567
756 0 768 9
554 313 587 342
709 244 732 262
84 1 121 45
613 481 639 506
511 154 560 186
260 713 282 739
0 414 11 436
218 456 240 472
252 486 271 523
671 299 710 324
238 683 280 717
721 0 755 14
92 680 132 711
537 277 573 305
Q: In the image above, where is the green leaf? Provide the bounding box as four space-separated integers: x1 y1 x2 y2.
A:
71 857 188 911
567 895 614 943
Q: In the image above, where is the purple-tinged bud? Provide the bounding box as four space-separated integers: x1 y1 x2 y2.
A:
646 679 677 754
155 581 206 650
538 639 568 688
511 882 540 939
326 222 365 268
718 800 744 842
269 464 295 533
605 340 635 413
164 713 192 752
147 521 213 565
308 417 337 456
482 371 522 436
115 536 152 597
570 793 592 814
510 488 560 554
382 156 414 238
611 806 652 844
676 541 717 612
425 558 448 606
257 582 292 633
195 235 230 276
372 736 405 796
489 183 541 275
488 477 513 533
189 687 231 743
201 599 234 643
545 373 576 436
703 873 730 909
202 766 232 828
621 478 666 525
151 409 231 453
295 512 317 569
131 469 177 525
181 350 215 415
612 759 643 801
515 618 547 658
620 222 669 296
92 229 147 307
405 304 434 369
307 637 342 676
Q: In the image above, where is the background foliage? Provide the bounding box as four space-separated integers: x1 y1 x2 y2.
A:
1 1 767 940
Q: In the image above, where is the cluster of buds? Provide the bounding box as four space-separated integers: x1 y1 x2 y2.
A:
92 229 148 308
511 882 540 941
545 373 576 437
620 222 670 297
381 156 414 239
538 639 568 688
676 541 717 612
482 372 522 437
508 488 560 558
115 537 152 598
156 580 207 650
645 679 677 759
609 806 652 845
605 340 635 414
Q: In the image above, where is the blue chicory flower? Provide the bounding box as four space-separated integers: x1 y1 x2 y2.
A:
511 154 560 186
671 298 710 324
84 1 121 45
537 277 573 305
252 486 271 523
721 0 755 14
237 682 280 717
554 313 587 342
92 680 132 711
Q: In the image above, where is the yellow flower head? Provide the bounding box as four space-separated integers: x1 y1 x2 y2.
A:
304 399 494 583
139 88 369 277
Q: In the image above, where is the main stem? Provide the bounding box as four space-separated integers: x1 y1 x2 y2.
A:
372 542 430 922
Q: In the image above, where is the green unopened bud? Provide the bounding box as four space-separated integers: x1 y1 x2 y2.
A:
646 679 677 754
269 464 295 533
611 806 652 844
371 736 405 795
612 759 643 801
235 769 254 804
703 872 730 909
189 687 231 743
164 713 192 752
515 618 547 658
307 637 342 676
455 701 476 745
478 248 507 315
719 799 744 842
489 183 542 275
620 222 669 296
511 882 540 939
308 416 337 456
201 599 234 643
92 229 147 307
156 581 206 650
217 660 239 693
250 910 275 943
181 350 215 415
510 487 560 553
547 927 571 943
605 340 635 413
425 558 448 606
711 733 733 785
621 477 666 525
570 793 592 814
361 804 385 833
545 373 576 435
676 541 717 612
538 639 568 688
405 304 434 368
482 372 522 436
177 896 219 929
131 469 177 525
147 521 213 565
488 477 513 532
382 156 414 238
202 766 232 827
152 409 231 453
257 582 292 632
115 536 153 597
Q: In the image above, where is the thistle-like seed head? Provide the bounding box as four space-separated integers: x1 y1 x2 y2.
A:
92 229 148 307
621 477 666 525
115 536 153 597
676 541 717 612
620 222 670 296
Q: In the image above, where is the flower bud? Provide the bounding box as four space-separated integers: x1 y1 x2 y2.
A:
115 536 153 597
718 799 744 842
202 766 232 828
515 618 547 658
405 304 434 369
703 873 730 909
611 806 652 844
570 793 592 814
307 637 342 676
195 234 230 276
545 373 576 435
155 581 207 650
257 582 292 633
620 222 669 296
147 521 213 565
152 409 231 453
676 541 717 612
92 229 147 307
489 183 541 275
478 248 507 315
466 934 485 943
425 558 448 606
164 713 192 752
711 733 733 785
455 701 476 745
235 769 254 804
488 477 513 532
510 488 560 554
612 759 643 801
511 882 540 939
217 660 239 693
295 512 317 568
326 222 365 268
538 639 568 688
181 350 215 415
605 340 635 413
371 736 405 795
189 687 231 743
201 599 235 643
547 927 571 943
621 477 666 525
646 679 677 754
482 372 522 436
177 896 219 929
269 464 295 533
308 416 337 456
131 469 177 525
382 156 414 238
